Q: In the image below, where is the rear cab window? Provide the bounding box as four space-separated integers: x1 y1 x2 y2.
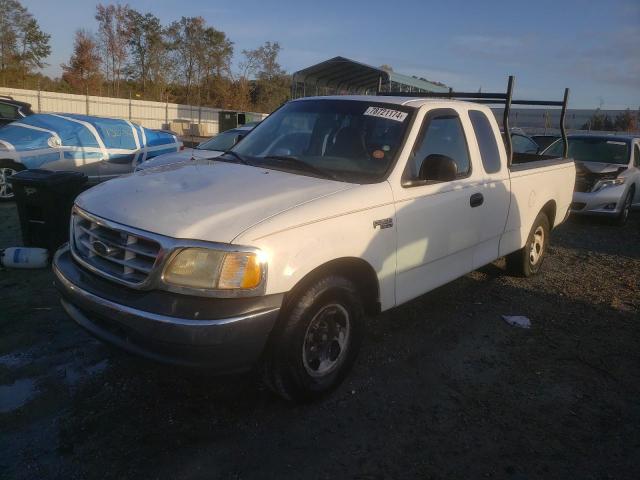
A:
469 110 502 174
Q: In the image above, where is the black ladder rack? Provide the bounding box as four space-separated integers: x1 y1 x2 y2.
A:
377 76 570 166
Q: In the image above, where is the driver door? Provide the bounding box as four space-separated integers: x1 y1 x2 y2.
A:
391 108 482 305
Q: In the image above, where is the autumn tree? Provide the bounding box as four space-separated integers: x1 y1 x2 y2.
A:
243 41 289 112
200 27 233 106
95 3 130 97
0 0 50 84
613 109 638 132
166 17 234 105
125 9 166 96
581 109 614 131
62 29 102 94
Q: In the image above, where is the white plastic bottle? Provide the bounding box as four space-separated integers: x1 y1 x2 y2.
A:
0 247 49 269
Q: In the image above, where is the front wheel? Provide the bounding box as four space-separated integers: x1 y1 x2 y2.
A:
613 189 633 226
262 275 364 402
0 160 25 202
506 212 550 277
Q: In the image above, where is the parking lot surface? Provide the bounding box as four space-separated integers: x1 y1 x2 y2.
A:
1 202 639 480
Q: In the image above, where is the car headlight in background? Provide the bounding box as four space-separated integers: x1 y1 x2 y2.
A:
592 177 625 192
163 247 264 291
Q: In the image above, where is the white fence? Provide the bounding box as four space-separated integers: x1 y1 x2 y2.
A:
0 86 267 136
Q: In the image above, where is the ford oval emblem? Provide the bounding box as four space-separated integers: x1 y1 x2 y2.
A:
91 240 112 256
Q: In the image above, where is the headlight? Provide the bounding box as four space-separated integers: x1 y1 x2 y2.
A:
592 177 625 192
162 247 263 291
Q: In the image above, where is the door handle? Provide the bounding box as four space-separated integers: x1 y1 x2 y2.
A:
470 192 484 208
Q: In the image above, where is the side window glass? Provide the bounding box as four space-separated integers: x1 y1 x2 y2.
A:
411 112 471 180
512 134 538 154
0 103 18 119
469 110 501 174
634 145 640 167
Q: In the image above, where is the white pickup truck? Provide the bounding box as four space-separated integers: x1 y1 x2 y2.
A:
53 80 575 401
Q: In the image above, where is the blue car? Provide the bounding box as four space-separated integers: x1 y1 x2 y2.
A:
0 113 181 200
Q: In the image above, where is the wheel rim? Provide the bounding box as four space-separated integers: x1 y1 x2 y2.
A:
302 303 351 378
529 225 545 265
0 167 17 199
622 195 631 221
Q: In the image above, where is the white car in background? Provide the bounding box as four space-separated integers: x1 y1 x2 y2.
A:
136 124 255 171
543 134 640 225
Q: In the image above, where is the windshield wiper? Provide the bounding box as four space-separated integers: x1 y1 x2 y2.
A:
219 150 250 165
262 155 338 180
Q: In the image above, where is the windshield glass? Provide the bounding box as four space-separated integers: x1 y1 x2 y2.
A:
230 99 414 183
198 129 244 151
545 137 630 164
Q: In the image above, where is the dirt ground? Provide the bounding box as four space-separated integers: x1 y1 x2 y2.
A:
0 202 639 480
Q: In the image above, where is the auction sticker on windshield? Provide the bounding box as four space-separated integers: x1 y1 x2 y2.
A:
364 106 408 122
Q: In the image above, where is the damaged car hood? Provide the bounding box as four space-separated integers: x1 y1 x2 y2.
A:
76 161 354 243
576 161 627 175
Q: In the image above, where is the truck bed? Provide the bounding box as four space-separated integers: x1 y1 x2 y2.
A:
510 153 574 172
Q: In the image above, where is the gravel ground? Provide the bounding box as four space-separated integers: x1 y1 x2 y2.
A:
0 202 639 480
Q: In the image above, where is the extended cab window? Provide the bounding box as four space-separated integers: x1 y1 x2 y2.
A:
408 110 471 181
469 110 501 174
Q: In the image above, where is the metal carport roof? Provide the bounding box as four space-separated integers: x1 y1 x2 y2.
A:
291 56 449 97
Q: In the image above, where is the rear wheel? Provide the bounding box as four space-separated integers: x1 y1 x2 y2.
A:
262 275 364 402
0 160 24 202
613 189 633 226
506 212 550 277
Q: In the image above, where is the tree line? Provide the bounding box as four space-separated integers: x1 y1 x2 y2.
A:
581 108 639 133
0 0 290 113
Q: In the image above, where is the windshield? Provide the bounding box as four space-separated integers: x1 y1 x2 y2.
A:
545 137 630 164
230 99 414 183
198 129 244 152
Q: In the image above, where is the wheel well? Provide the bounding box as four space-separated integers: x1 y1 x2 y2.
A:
0 159 24 168
540 200 557 228
284 257 381 316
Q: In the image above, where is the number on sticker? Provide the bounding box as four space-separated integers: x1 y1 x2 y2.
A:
364 107 408 122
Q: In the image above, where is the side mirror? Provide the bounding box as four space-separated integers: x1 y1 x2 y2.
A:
235 134 245 145
419 154 458 182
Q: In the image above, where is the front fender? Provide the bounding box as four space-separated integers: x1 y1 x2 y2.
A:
234 182 398 311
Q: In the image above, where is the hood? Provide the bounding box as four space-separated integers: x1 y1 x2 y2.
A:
136 148 223 171
76 161 353 243
576 161 627 175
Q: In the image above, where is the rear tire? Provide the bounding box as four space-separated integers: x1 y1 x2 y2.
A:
613 189 633 226
0 160 25 202
262 275 364 402
506 212 550 277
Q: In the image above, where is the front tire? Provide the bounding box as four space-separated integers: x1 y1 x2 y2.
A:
0 160 25 202
506 212 550 277
613 189 633 226
262 275 364 402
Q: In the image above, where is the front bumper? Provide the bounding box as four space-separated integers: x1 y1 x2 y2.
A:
570 185 627 216
53 246 282 372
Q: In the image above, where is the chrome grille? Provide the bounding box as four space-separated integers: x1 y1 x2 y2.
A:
71 209 161 285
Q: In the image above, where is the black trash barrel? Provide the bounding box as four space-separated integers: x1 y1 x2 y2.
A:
9 169 88 254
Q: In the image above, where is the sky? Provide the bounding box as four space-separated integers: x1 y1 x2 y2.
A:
22 0 640 109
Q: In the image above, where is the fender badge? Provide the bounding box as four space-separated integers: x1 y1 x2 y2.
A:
373 218 393 229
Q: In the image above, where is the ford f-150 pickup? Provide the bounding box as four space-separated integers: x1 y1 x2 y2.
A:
53 77 576 401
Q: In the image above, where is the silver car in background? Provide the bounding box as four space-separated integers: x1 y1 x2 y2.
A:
543 134 640 225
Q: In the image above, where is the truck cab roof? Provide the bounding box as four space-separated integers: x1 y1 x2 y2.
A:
292 94 485 110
